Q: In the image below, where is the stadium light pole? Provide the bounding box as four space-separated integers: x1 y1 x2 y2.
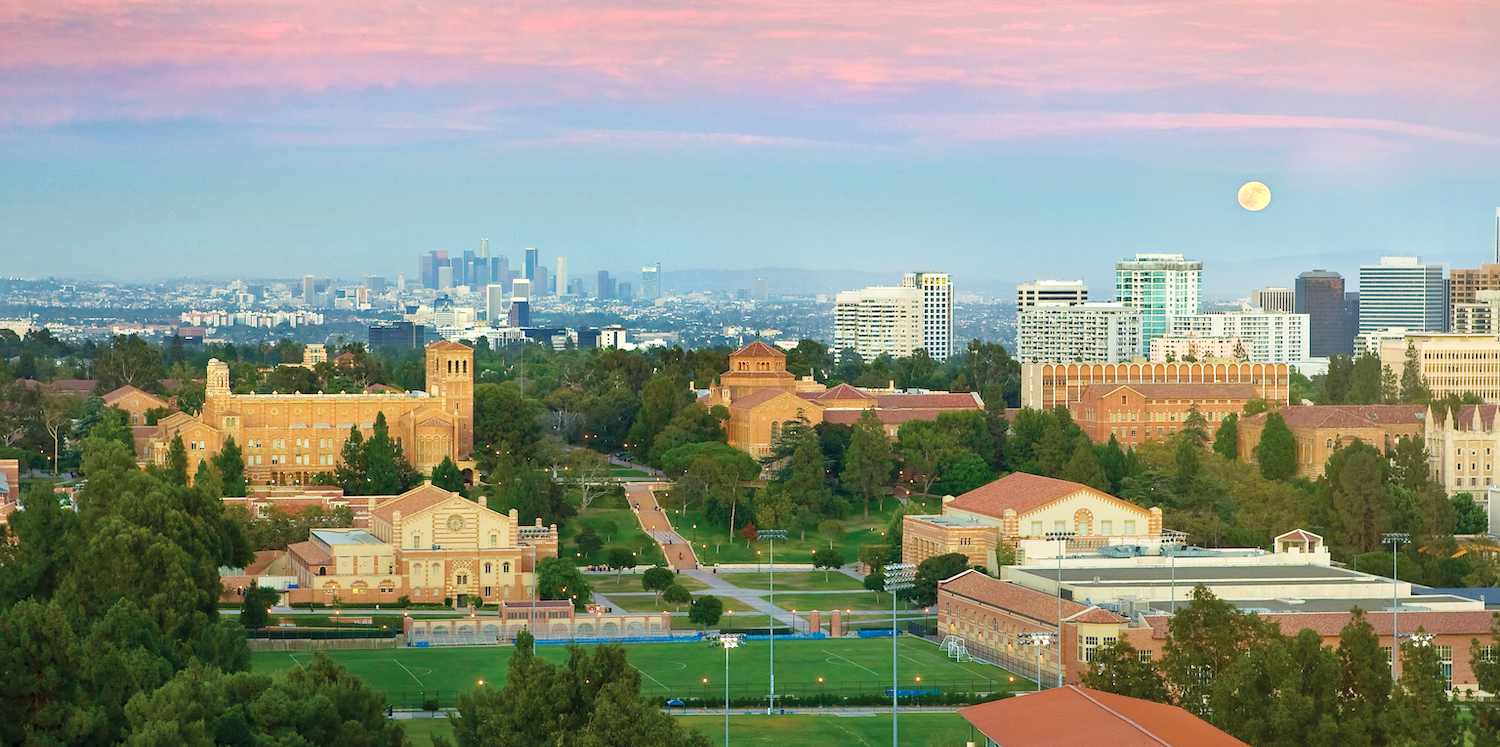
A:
883 562 916 747
721 633 743 747
758 528 787 714
1383 532 1410 679
1044 531 1075 688
1018 631 1052 692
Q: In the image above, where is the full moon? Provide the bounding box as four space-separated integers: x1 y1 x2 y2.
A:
1238 181 1271 211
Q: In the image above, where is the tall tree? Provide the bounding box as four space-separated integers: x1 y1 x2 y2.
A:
212 435 248 497
1208 628 1344 747
783 428 840 517
364 411 401 495
335 426 368 494
1254 411 1298 481
909 553 971 607
1400 340 1430 403
1386 629 1459 747
1081 639 1169 702
1213 413 1239 460
1324 441 1391 554
1338 609 1392 746
625 372 684 462
897 421 962 497
534 557 592 610
1160 585 1269 717
1060 438 1109 491
842 409 895 517
430 456 465 493
166 433 190 486
1181 404 1210 448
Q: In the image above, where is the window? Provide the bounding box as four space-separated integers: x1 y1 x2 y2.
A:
457 573 469 585
1137 649 1153 662
1100 520 1113 535
1437 645 1454 689
490 533 498 547
1030 521 1043 535
502 562 511 573
413 533 422 549
1082 635 1100 662
960 537 972 546
484 563 492 573
1054 520 1066 532
1123 520 1136 534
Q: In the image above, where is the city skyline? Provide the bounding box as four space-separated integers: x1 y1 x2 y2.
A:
3 2 1498 293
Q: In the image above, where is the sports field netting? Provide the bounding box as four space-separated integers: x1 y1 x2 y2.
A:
251 637 1029 710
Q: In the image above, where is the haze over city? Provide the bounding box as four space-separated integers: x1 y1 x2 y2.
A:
5 1 1499 295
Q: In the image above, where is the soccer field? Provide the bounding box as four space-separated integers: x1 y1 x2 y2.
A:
251 637 1026 709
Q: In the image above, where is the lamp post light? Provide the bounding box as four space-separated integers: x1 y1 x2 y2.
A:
817 677 825 710
1044 531 1075 688
1383 532 1411 679
883 562 916 747
1018 631 1053 691
757 528 787 714
720 633 743 747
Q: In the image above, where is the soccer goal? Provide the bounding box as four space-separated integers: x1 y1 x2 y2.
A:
940 635 971 662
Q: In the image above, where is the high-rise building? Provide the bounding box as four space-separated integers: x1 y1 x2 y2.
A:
525 247 537 281
1495 207 1500 263
1452 290 1500 335
1449 262 1500 329
1168 311 1311 364
535 266 549 297
597 271 615 300
568 278 585 296
480 237 489 259
1249 287 1295 313
618 282 632 301
364 276 387 293
834 286 923 361
368 321 428 348
302 275 316 306
1016 280 1087 310
1114 253 1202 356
494 256 510 294
1358 256 1447 336
509 279 532 328
902 272 954 360
642 263 661 300
437 265 454 289
1015 303 1142 364
486 284 507 323
419 250 448 289
1294 270 1349 357
556 257 569 297
752 277 768 302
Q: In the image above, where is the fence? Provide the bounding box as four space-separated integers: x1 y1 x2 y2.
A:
249 628 396 641
249 637 398 652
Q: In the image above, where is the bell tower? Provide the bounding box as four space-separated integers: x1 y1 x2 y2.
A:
425 341 475 458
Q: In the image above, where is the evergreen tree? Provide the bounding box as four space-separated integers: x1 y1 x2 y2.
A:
1181 404 1209 448
783 429 841 517
1061 437 1109 491
1338 609 1392 746
1254 411 1297 481
364 411 401 495
1401 340 1430 403
167 433 190 485
1324 441 1391 554
335 426 368 494
896 420 961 498
1174 436 1200 491
941 451 996 494
193 459 222 497
1386 629 1459 747
1081 639 1169 702
430 456 465 493
625 372 684 462
212 435 248 497
1160 585 1270 716
842 408 895 517
1095 435 1130 494
1213 413 1239 460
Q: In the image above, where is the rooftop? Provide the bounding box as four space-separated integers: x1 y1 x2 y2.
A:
959 685 1249 747
312 529 384 545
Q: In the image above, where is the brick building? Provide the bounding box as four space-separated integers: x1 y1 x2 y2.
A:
1071 382 1258 447
1237 405 1426 480
1022 361 1290 412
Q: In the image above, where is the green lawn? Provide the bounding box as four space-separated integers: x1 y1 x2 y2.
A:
764 592 916 614
716 572 866 591
587 574 709 594
251 637 1022 710
605 593 696 614
675 713 973 747
665 502 939 567
399 712 973 747
556 500 666 569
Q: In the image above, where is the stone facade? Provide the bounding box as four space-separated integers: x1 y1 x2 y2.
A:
1425 404 1500 495
145 341 474 487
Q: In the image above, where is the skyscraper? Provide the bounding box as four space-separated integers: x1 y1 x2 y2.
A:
364 276 387 292
535 266 549 297
1016 303 1142 363
901 271 953 360
752 277 768 302
486 284 507 323
1249 287 1295 313
495 256 510 294
1295 271 1351 357
1114 253 1202 356
419 250 447 289
1016 280 1087 310
1358 256 1447 336
834 286 923 360
597 271 614 300
525 247 537 281
437 265 454 289
642 263 661 300
508 279 531 328
302 275 316 306
556 257 569 297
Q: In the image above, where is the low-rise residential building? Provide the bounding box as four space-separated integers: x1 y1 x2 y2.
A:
1015 303 1142 364
1237 405 1426 479
1071 382 1257 447
1022 362 1291 412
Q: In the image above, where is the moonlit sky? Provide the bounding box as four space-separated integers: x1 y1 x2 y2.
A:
3 0 1499 297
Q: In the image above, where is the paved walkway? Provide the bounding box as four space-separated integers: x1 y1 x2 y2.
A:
626 483 700 571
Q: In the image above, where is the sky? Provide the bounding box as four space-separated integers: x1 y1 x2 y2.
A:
3 0 1499 297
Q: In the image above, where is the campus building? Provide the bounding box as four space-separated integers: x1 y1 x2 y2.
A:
959 685 1253 747
0 459 18 524
1237 405 1426 480
1358 256 1447 336
902 472 1163 574
144 341 474 487
1021 362 1291 412
1424 403 1500 494
1147 336 1241 363
1071 382 1258 447
704 341 982 458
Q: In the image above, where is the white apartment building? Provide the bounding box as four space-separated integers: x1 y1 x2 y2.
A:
485 284 507 322
1016 280 1088 310
1250 287 1296 313
1168 311 1310 364
1358 256 1447 336
901 272 953 360
1115 253 1202 356
1148 336 1242 363
1016 303 1142 364
555 257 569 297
1452 290 1500 335
834 286 924 361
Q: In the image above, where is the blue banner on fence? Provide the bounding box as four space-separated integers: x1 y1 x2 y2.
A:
858 630 896 638
741 632 827 641
886 688 941 697
533 633 704 646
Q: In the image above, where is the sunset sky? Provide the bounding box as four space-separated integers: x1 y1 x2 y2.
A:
3 0 1499 295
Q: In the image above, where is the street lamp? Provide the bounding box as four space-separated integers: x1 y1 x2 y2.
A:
757 528 787 714
883 562 916 747
1044 531 1075 688
1018 631 1053 692
721 633 743 747
1384 532 1411 679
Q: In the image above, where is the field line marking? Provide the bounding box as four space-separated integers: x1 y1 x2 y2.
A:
631 664 670 691
394 659 426 686
821 649 881 677
826 717 876 746
288 653 306 669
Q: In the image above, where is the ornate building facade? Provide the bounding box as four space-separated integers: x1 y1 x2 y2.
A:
145 341 474 487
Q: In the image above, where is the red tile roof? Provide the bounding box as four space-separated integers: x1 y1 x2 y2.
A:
823 408 960 427
731 340 786 359
425 340 472 351
1445 404 1500 431
814 383 876 403
103 384 167 406
729 389 811 411
960 686 1252 747
940 569 1093 626
946 472 1142 519
1240 405 1426 430
875 392 983 410
369 484 462 523
1069 607 1130 624
1142 609 1497 639
1080 382 1258 402
287 540 332 567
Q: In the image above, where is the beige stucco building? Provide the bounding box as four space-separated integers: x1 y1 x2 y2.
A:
1425 403 1500 494
1237 404 1427 480
145 341 474 487
1379 333 1500 403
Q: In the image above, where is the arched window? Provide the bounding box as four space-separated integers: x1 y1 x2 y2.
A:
484 563 492 573
503 562 511 573
463 360 468 374
318 567 326 576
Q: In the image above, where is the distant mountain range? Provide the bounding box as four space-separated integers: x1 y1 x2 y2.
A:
658 267 1021 299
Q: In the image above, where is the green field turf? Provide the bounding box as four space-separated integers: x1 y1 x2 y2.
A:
770 592 917 613
251 637 1023 710
397 712 971 747
587 573 709 594
716 571 867 591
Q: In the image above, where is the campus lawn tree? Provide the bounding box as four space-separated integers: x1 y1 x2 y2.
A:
641 566 675 603
688 596 724 630
897 420 962 497
1213 413 1239 460
167 433 190 485
608 547 637 580
1080 639 1168 703
213 435 248 497
842 408 895 516
662 583 692 611
564 448 614 510
239 584 280 631
535 557 593 610
430 455 465 493
574 527 605 556
1254 411 1298 481
910 553 971 607
818 519 843 549
812 548 845 582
